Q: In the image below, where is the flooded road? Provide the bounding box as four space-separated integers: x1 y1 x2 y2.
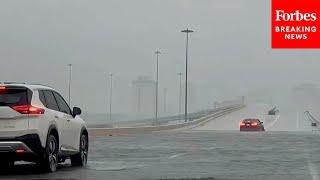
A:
1 131 320 180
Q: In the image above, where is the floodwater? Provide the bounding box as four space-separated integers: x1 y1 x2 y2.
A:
87 131 320 180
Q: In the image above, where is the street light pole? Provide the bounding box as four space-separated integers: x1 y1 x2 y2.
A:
137 87 141 116
177 72 183 120
163 88 167 115
109 73 113 123
155 50 161 124
181 28 193 122
67 64 72 106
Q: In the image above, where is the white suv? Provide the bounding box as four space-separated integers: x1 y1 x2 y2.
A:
0 83 88 172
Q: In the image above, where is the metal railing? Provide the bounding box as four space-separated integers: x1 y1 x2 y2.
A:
304 111 319 127
88 104 245 136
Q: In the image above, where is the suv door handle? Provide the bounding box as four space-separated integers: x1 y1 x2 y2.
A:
54 115 59 119
67 119 71 122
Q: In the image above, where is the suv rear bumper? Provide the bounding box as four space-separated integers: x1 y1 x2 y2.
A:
0 129 38 137
0 141 34 153
0 134 44 162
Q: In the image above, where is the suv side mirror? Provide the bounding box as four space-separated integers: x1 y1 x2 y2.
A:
72 107 82 117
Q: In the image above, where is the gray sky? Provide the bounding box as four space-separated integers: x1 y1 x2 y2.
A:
0 0 319 115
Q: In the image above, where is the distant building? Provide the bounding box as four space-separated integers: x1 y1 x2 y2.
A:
131 76 156 119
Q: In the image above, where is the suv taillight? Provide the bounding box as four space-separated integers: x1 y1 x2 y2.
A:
0 86 7 93
11 105 45 114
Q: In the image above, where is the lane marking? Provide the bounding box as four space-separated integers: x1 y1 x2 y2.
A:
168 153 186 159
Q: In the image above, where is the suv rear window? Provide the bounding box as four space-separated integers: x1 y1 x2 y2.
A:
0 87 31 106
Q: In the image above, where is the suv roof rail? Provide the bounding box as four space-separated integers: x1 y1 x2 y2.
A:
3 82 26 84
0 82 53 89
30 83 53 88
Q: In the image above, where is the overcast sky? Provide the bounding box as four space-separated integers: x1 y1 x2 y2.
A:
0 0 319 115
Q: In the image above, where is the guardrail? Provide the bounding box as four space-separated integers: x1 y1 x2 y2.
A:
89 104 245 136
268 106 279 115
86 97 245 128
305 111 319 127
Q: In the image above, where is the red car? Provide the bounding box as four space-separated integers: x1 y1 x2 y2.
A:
240 119 265 131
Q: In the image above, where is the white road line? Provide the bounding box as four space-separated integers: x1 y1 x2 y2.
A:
168 153 186 159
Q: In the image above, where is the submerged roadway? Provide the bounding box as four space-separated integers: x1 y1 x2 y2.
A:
1 104 320 180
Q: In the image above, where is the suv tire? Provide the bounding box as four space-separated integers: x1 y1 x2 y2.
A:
41 134 58 172
71 134 88 167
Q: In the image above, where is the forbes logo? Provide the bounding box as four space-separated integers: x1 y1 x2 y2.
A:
275 10 317 22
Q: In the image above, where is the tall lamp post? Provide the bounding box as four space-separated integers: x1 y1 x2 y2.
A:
155 50 161 124
163 88 167 115
67 64 72 106
177 72 183 120
109 73 113 123
181 28 194 122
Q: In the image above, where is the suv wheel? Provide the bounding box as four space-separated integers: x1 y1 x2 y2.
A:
41 135 58 172
71 134 88 167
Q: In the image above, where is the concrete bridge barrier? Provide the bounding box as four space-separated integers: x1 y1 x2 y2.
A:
89 105 245 136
